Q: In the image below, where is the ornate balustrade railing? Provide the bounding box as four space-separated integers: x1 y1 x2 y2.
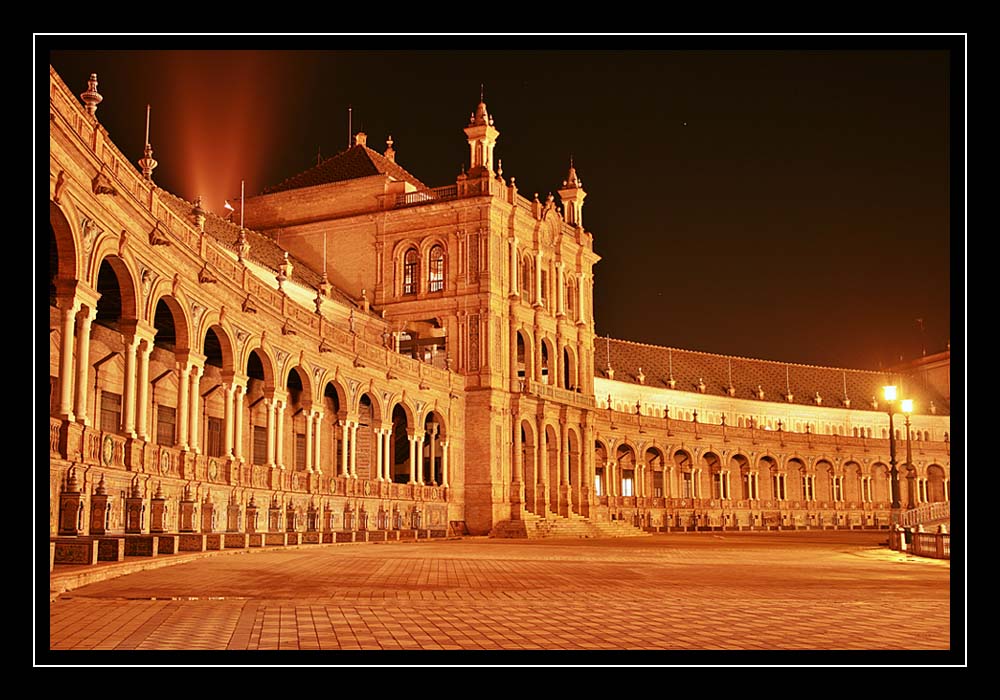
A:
901 501 950 527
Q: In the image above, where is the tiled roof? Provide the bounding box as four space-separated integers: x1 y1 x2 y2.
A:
594 337 950 416
262 144 428 195
159 191 357 308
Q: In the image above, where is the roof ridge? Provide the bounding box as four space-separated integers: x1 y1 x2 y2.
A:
605 336 884 375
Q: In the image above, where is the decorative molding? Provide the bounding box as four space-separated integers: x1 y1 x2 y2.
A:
53 170 67 204
234 326 250 345
318 338 333 353
198 264 218 284
191 303 206 328
149 223 170 246
80 217 101 255
281 319 296 336
140 268 155 299
92 170 118 197
275 348 289 368
242 295 258 314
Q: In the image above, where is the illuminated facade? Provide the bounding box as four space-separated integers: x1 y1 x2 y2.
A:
48 66 951 545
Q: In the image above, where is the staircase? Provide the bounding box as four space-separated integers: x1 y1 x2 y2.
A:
491 511 650 539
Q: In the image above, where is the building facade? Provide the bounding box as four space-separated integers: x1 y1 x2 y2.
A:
47 66 951 542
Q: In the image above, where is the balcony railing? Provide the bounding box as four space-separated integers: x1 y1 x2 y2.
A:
901 501 950 528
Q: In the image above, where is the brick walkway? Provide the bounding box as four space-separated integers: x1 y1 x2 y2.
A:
46 532 952 655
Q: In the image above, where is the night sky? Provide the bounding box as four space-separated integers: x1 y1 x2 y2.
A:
44 38 961 372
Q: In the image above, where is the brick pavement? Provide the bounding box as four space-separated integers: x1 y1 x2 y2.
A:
46 532 952 654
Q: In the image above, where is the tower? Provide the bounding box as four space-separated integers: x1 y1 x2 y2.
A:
463 92 499 176
557 158 587 228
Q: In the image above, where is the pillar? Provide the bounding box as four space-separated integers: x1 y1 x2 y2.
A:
275 397 286 469
556 262 565 317
233 382 245 461
349 421 358 477
188 364 203 453
73 305 94 424
509 237 518 296
429 426 437 485
441 441 450 488
340 420 349 477
416 431 425 485
375 427 384 481
177 362 190 450
122 334 138 437
59 301 80 421
223 382 235 458
535 251 543 306
305 408 314 472
266 397 276 467
383 430 392 481
408 435 417 484
313 411 324 473
136 340 152 440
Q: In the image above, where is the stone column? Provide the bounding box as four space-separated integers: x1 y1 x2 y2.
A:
223 382 235 458
340 421 349 477
441 441 450 488
265 397 276 467
534 330 543 383
135 340 152 440
58 301 80 421
375 427 384 480
122 334 139 437
383 430 393 481
233 382 245 461
537 420 548 515
556 262 565 317
349 421 358 477
408 435 417 484
73 306 94 424
428 425 437 485
509 237 518 296
535 251 543 306
188 364 203 453
177 362 190 450
416 431 425 485
313 411 323 473
305 409 314 472
275 396 286 469
559 421 570 516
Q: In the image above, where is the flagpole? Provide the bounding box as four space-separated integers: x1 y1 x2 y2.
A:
240 180 245 230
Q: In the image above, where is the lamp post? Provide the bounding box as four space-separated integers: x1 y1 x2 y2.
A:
902 399 916 511
883 385 901 526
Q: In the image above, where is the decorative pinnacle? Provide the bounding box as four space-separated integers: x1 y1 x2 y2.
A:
138 142 158 181
80 73 103 118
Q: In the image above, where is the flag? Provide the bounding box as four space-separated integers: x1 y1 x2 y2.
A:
224 200 235 212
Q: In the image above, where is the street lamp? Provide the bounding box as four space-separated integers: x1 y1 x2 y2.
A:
883 385 901 525
901 399 916 511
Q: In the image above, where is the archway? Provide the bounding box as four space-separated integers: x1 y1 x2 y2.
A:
423 410 447 485
616 443 636 497
927 464 947 502
390 403 412 483
594 441 608 497
674 449 693 498
645 446 665 498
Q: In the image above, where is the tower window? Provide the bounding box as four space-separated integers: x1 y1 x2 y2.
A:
429 244 445 292
403 248 419 295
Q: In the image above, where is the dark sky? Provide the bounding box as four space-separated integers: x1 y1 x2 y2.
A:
45 38 960 372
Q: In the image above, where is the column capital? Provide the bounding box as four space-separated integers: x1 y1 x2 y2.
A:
120 318 158 345
176 349 208 371
55 278 100 311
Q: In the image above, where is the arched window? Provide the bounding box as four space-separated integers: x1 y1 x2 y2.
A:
520 255 533 302
403 248 419 295
428 244 445 292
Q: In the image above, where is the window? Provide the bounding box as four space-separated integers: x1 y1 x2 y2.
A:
206 417 223 457
403 248 419 295
253 425 268 465
295 433 307 470
156 405 176 446
653 471 663 498
832 476 843 502
100 391 122 434
540 269 549 307
594 470 603 497
682 472 692 498
428 245 445 292
621 473 634 497
713 472 728 499
520 256 533 301
802 475 814 501
772 474 786 501
566 280 576 320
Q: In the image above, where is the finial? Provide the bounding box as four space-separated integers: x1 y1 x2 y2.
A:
94 473 107 496
192 196 206 232
154 481 164 499
80 73 103 118
480 83 484 103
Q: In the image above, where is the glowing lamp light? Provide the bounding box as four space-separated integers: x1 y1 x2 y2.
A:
883 385 897 401
901 399 913 414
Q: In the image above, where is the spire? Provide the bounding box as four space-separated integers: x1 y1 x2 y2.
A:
557 155 587 227
80 73 103 118
138 103 158 181
384 134 395 162
463 89 499 175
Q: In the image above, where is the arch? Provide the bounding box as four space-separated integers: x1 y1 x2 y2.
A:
321 379 348 419
926 464 947 502
150 295 192 354
421 409 448 485
427 242 446 293
871 462 891 503
540 337 554 384
244 345 277 393
520 253 534 302
93 256 140 326
565 274 578 322
49 201 79 295
202 324 236 375
402 246 420 295
515 329 533 383
389 403 412 483
562 343 578 390
355 389 383 425
593 438 608 498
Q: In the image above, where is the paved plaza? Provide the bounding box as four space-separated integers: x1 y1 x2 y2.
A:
44 531 954 659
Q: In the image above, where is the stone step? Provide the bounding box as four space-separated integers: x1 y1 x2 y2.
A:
491 511 650 539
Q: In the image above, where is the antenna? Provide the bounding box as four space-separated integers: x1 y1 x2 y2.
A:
348 105 352 148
